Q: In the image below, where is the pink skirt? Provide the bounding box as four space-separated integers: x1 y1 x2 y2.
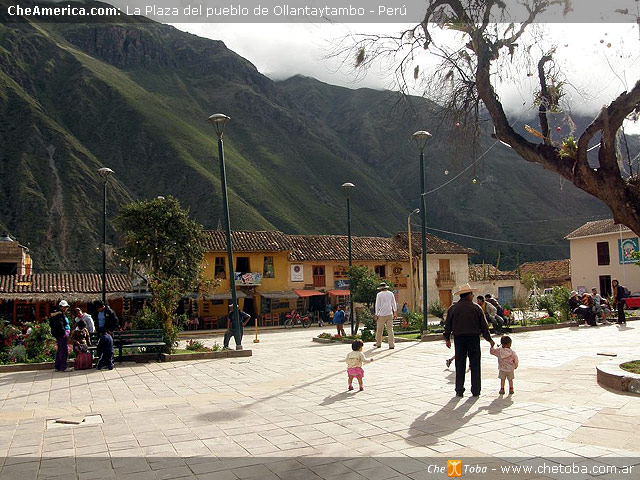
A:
347 367 364 378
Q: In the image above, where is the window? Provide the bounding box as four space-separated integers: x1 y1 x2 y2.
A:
214 257 226 279
333 265 349 279
236 257 250 274
263 256 275 278
374 265 386 279
312 265 325 287
597 242 610 266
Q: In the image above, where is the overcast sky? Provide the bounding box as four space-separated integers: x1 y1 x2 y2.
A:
173 22 640 133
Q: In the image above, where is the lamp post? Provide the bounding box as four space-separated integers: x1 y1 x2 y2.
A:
407 208 420 312
341 182 355 335
412 130 432 335
97 167 114 305
208 113 242 350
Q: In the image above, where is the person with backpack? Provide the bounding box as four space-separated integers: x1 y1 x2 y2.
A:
49 300 71 371
612 279 628 325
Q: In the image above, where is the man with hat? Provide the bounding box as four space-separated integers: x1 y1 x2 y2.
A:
444 283 494 397
375 282 397 349
224 303 251 349
49 300 71 371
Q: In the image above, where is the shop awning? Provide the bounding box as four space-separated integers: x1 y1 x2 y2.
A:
328 290 351 297
259 291 299 299
293 289 325 297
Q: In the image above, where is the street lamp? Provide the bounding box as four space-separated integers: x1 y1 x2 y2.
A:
341 182 356 335
412 130 432 335
407 208 420 312
97 167 114 305
207 113 242 350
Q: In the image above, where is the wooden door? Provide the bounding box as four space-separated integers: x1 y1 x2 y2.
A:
439 289 452 308
439 258 450 272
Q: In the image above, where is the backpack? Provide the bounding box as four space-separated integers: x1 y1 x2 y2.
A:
48 312 65 340
623 286 631 298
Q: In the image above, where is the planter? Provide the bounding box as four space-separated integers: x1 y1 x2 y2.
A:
312 337 358 344
597 357 640 394
0 349 252 372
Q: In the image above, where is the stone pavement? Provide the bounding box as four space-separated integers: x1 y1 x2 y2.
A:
0 323 639 479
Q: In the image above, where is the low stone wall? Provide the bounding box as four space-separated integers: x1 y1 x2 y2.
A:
597 357 640 394
0 349 252 373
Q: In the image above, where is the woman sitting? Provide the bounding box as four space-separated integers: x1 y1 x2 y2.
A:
69 319 91 354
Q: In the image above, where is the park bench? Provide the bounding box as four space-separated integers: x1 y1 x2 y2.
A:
88 329 165 361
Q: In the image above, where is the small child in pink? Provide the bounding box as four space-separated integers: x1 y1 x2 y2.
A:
490 335 518 395
345 340 373 391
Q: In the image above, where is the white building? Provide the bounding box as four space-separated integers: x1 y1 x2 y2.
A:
566 219 640 296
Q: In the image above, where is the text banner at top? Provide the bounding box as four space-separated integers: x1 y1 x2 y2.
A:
2 0 640 23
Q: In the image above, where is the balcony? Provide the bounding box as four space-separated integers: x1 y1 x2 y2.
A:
234 272 262 286
436 271 456 288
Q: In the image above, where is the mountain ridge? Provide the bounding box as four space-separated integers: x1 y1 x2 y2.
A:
0 10 614 271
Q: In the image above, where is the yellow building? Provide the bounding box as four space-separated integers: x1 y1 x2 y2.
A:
200 230 295 327
287 234 412 309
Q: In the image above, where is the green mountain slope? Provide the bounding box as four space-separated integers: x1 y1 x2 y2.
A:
0 12 613 271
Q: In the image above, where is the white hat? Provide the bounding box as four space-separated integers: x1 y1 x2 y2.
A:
378 282 389 290
454 283 475 295
59 300 69 307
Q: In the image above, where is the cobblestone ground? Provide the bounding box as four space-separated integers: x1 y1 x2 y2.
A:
0 323 639 479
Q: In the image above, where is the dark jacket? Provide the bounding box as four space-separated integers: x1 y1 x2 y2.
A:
102 306 120 332
444 297 492 342
227 309 251 329
49 310 70 340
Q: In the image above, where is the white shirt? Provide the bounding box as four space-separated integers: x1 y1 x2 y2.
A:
345 351 371 368
80 313 95 334
375 289 397 316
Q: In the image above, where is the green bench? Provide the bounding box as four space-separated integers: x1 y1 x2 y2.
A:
88 329 165 361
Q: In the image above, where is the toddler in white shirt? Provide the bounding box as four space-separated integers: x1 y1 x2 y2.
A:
345 340 373 391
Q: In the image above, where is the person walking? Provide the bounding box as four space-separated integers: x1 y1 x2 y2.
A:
444 284 495 397
223 304 251 349
345 340 373 391
75 307 95 334
612 279 627 325
375 282 397 349
49 300 71 372
490 335 518 395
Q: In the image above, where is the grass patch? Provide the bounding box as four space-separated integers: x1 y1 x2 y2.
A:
396 333 421 340
621 361 640 375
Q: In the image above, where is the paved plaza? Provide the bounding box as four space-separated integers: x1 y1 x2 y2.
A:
0 324 639 479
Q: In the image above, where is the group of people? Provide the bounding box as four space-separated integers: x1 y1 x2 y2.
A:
568 279 629 326
48 299 119 372
346 282 518 396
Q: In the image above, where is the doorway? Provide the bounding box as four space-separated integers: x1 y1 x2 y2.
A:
439 290 452 308
599 275 612 297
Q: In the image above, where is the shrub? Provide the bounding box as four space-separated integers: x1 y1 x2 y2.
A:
552 286 572 321
406 311 423 330
9 344 27 363
132 306 181 353
537 295 556 317
535 316 558 325
427 301 446 320
186 339 206 351
23 321 56 362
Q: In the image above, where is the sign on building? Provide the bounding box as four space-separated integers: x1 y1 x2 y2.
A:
618 237 639 264
290 264 304 282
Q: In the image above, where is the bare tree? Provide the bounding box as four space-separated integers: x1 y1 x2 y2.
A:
348 0 640 234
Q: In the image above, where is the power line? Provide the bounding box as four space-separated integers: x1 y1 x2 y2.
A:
427 226 563 247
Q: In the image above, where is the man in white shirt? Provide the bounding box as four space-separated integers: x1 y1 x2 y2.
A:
375 282 397 349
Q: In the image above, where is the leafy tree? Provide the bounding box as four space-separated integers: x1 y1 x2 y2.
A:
348 265 392 331
350 0 640 235
552 285 571 321
115 196 206 349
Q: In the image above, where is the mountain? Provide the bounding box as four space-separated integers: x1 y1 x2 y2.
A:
0 4 614 271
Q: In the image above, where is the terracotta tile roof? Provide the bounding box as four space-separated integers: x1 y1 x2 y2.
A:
565 219 632 239
0 273 131 301
288 235 408 262
469 264 518 281
394 232 478 256
202 230 291 252
518 259 571 281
